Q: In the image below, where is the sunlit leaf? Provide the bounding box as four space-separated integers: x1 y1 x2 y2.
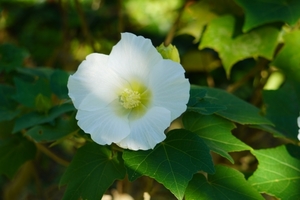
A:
248 145 300 199
124 0 182 34
26 114 79 142
183 112 251 163
193 85 272 125
178 0 218 42
123 129 214 200
234 0 300 32
272 30 300 83
185 165 264 200
178 0 243 42
0 135 36 179
60 142 126 200
13 103 75 133
263 82 300 139
199 15 279 77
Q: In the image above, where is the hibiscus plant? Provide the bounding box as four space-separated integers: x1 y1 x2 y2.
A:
0 0 300 200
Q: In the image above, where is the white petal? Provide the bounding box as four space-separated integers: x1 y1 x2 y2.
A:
298 130 300 141
68 53 127 111
75 104 130 145
116 106 170 150
297 116 300 128
108 32 162 82
148 59 190 120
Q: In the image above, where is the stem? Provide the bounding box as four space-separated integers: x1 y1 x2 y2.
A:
36 143 70 167
111 143 124 153
164 0 188 46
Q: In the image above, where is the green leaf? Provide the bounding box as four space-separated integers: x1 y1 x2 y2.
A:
194 86 272 125
123 129 214 200
60 142 126 200
0 85 20 122
13 103 75 133
185 165 264 200
272 30 300 83
13 77 52 108
234 0 300 32
178 0 242 42
188 86 227 115
262 82 300 139
50 70 69 99
183 112 251 163
26 114 79 142
187 86 207 106
177 0 218 42
199 15 279 77
0 43 29 73
0 135 36 179
15 68 69 99
248 145 300 199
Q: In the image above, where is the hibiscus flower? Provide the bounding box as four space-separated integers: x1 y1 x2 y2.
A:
67 32 190 150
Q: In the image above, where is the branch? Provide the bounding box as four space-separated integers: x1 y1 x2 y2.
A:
36 143 70 167
164 0 189 46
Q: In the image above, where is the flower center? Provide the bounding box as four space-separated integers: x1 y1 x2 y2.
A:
119 88 141 109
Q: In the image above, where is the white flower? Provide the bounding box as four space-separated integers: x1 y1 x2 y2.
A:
67 32 190 150
297 116 300 141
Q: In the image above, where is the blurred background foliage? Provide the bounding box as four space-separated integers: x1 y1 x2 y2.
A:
0 0 300 199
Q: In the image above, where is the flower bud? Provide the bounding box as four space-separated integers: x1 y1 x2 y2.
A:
35 93 52 113
156 43 180 63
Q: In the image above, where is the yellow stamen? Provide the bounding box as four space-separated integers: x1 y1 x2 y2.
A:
119 88 141 109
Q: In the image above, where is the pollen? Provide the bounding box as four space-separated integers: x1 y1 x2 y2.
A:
120 88 141 109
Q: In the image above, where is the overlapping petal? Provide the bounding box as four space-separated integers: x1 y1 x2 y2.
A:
108 33 162 83
148 59 190 120
68 53 127 111
76 104 130 145
117 106 170 150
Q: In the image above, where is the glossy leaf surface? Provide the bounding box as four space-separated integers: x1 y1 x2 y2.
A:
123 129 214 200
60 143 126 200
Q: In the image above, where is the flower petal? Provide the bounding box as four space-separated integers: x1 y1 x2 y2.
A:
148 59 190 120
68 32 191 151
76 104 130 145
68 53 127 111
116 106 170 150
108 32 162 82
